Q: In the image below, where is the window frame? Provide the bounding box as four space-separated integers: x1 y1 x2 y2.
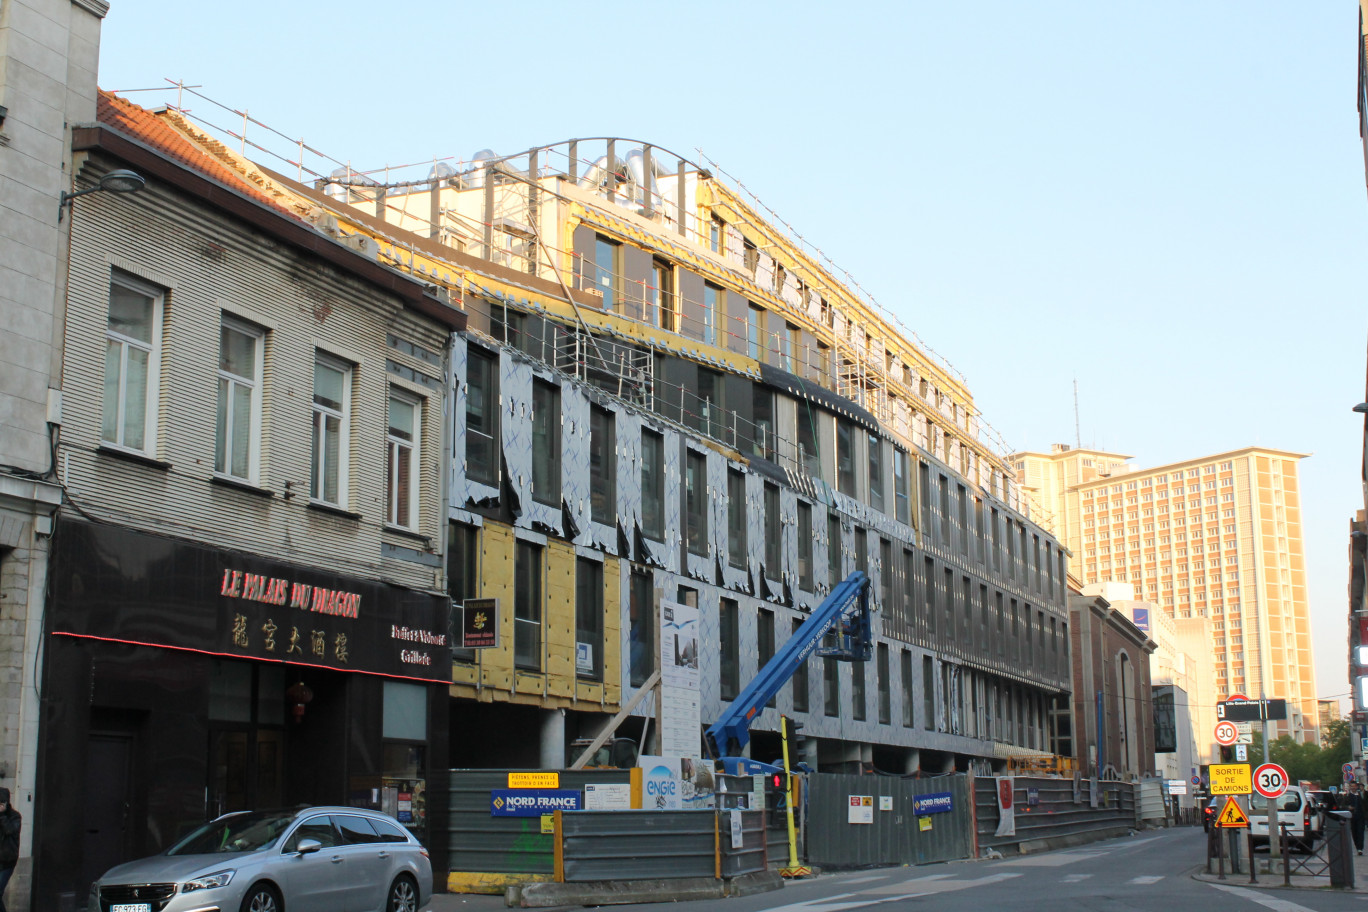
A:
214 314 264 483
514 540 544 671
575 557 604 681
465 346 499 487
310 352 352 509
385 389 422 530
102 269 164 455
641 429 665 541
685 449 708 557
531 379 561 507
589 405 616 525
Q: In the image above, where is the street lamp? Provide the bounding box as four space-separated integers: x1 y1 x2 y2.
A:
59 168 145 219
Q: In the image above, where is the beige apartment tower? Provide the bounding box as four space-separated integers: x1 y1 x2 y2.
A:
1014 445 1317 741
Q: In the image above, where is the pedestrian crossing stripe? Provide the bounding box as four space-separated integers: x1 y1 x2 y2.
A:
1216 796 1249 828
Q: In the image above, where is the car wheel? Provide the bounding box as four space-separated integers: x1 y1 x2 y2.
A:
240 882 282 912
387 874 418 912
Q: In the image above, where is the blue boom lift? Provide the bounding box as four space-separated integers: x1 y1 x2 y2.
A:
704 571 873 774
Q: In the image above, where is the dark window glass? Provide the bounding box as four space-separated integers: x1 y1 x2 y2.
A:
286 816 340 851
466 348 498 486
901 650 914 727
852 660 866 721
797 503 814 591
922 656 935 730
798 405 821 478
868 434 884 513
764 483 781 574
576 558 603 680
924 557 936 639
641 430 664 541
368 816 410 843
752 386 774 460
823 648 840 717
828 512 842 587
531 381 560 506
877 643 890 725
727 469 747 569
594 235 620 307
514 542 542 670
879 538 892 611
449 522 479 663
335 815 380 844
893 448 910 524
758 608 776 707
836 420 856 496
685 450 707 556
589 406 615 525
720 598 739 701
629 570 654 687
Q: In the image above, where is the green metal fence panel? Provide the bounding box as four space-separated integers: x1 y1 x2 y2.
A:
561 810 718 882
805 773 973 868
973 775 1136 853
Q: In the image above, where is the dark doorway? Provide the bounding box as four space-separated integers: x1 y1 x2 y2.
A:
80 732 132 892
207 659 286 816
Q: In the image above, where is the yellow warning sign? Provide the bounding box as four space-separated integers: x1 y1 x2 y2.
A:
1208 763 1251 795
1216 796 1250 828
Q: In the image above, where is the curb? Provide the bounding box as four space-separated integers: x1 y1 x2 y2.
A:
508 871 784 907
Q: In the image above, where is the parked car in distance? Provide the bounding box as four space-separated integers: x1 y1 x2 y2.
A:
88 806 430 912
1248 785 1320 851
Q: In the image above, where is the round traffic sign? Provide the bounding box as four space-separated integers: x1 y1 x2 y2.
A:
1252 763 1288 799
1215 720 1238 746
1191 775 1202 787
1228 693 1248 702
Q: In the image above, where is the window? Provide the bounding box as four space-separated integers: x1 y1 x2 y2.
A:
465 347 498 486
102 271 162 453
685 450 708 556
531 381 560 506
728 469 748 569
893 448 910 524
797 406 821 477
748 304 765 360
900 650 914 727
797 502 814 590
868 434 885 513
702 282 721 345
852 659 866 721
593 234 620 307
709 214 726 254
651 258 675 330
590 406 616 525
629 570 654 687
514 541 543 670
828 512 843 587
792 618 809 712
836 419 856 496
696 368 723 438
752 386 775 461
311 354 350 507
783 323 800 373
215 317 262 481
823 645 840 717
641 430 664 541
764 483 781 574
880 538 892 609
576 558 603 680
448 522 479 663
385 391 420 528
922 656 935 730
719 598 739 700
758 608 776 707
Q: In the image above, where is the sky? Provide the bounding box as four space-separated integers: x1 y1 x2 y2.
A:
98 2 1368 711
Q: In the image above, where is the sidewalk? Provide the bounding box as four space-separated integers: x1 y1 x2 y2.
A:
1190 831 1368 892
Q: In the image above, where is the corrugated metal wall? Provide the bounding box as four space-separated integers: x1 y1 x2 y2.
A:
973 776 1136 853
448 769 632 875
1137 778 1165 823
561 810 718 882
806 773 973 868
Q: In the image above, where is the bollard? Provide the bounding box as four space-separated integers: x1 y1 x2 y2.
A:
1326 810 1355 888
1248 831 1257 884
1217 821 1226 880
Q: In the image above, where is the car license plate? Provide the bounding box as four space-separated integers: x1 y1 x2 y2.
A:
111 904 151 912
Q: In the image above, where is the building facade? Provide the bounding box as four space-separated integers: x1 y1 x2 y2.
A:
29 92 465 907
1016 445 1316 741
1066 590 1157 779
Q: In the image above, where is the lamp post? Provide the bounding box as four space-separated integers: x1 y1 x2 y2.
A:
58 168 145 219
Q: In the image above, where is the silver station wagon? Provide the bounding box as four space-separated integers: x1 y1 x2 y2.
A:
88 806 431 912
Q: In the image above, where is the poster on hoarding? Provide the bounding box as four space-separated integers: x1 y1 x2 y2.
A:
659 600 701 758
995 776 1016 837
638 755 681 809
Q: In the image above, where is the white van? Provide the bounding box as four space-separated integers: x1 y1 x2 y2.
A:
1247 785 1321 851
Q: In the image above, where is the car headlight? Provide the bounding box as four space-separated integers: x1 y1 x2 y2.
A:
182 870 235 892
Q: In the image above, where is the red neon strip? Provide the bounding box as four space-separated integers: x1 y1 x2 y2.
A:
50 631 449 685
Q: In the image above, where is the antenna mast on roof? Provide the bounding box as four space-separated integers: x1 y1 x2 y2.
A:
1074 378 1081 449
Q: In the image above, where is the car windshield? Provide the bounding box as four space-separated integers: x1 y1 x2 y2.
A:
167 811 296 856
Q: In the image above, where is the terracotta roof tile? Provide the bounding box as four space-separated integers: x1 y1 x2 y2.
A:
96 90 299 219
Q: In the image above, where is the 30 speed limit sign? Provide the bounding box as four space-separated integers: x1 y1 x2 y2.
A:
1214 720 1238 746
1252 762 1289 799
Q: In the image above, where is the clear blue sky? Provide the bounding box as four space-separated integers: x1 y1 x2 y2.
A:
99 2 1368 709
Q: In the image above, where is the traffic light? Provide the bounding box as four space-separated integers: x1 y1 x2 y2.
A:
1218 745 1234 763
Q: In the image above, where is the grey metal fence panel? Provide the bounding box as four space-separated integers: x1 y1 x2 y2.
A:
806 773 974 868
720 809 769 877
766 817 793 870
974 776 1136 853
561 810 718 882
1137 778 1165 824
447 768 634 875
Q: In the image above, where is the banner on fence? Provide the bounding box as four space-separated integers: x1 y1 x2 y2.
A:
913 792 954 815
995 776 1016 837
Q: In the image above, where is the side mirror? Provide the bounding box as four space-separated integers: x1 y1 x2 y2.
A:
296 838 322 855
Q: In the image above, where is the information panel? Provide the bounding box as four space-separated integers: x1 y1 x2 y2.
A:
1209 763 1252 795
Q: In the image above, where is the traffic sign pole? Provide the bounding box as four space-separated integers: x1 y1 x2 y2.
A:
1261 689 1281 878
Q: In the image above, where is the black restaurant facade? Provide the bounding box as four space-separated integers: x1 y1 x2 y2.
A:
32 519 453 907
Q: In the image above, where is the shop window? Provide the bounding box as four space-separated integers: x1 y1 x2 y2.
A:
685 450 708 556
215 316 263 482
719 598 739 701
531 380 560 506
385 391 421 529
102 269 163 454
727 469 747 569
382 681 427 741
590 406 616 525
575 558 603 680
641 429 664 541
465 347 499 487
514 541 543 670
311 353 351 508
629 570 654 687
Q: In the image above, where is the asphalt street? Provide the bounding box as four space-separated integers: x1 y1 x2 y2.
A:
428 827 1368 912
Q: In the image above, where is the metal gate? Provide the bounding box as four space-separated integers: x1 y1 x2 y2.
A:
805 774 973 868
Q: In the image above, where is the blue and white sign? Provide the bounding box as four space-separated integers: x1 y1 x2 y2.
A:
913 792 954 815
490 789 582 817
639 756 681 809
1130 607 1150 632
